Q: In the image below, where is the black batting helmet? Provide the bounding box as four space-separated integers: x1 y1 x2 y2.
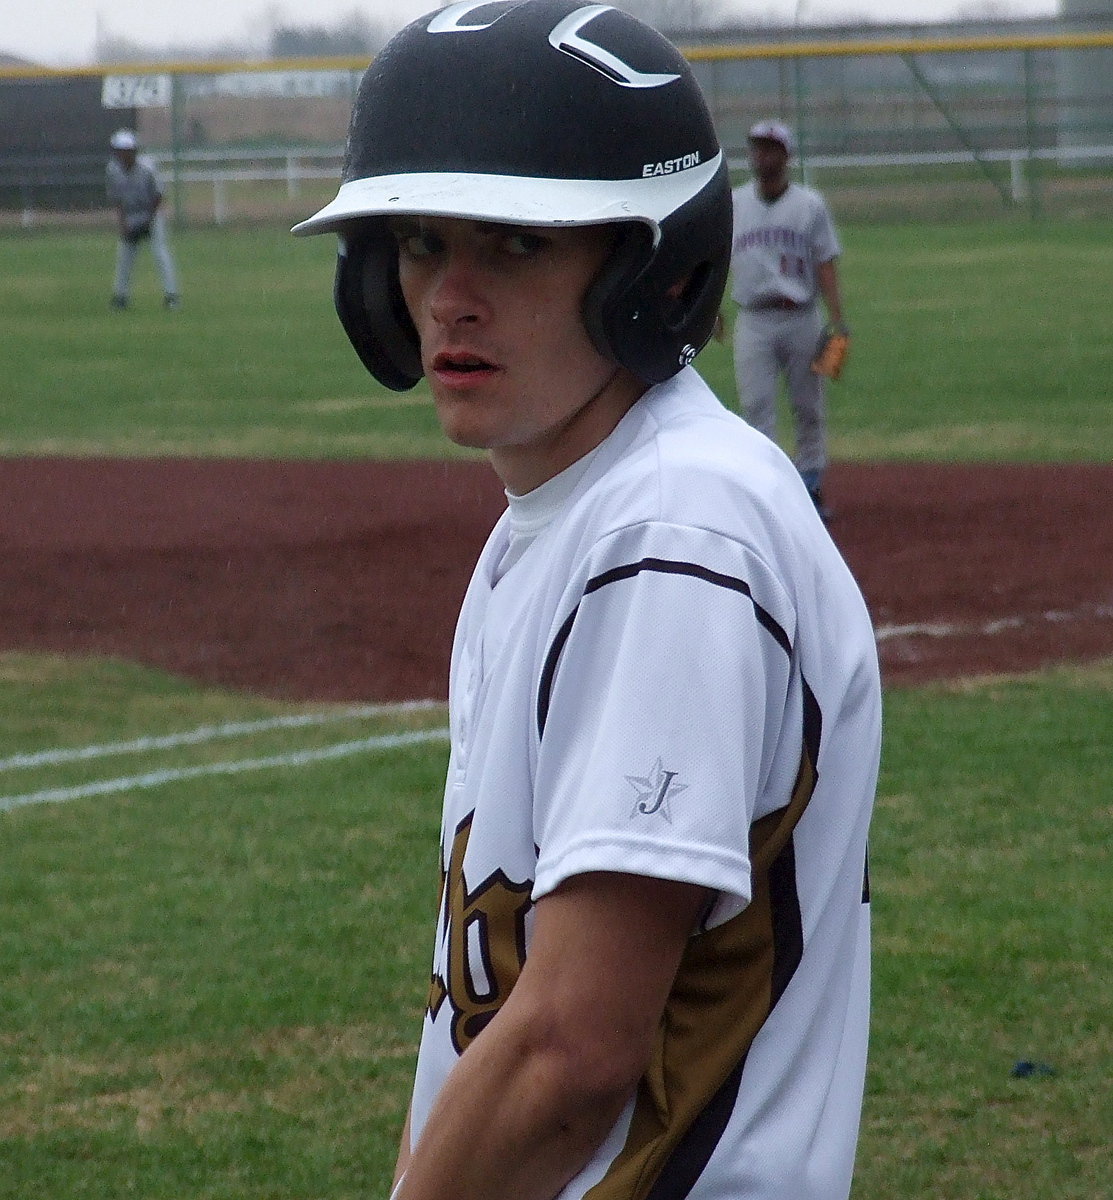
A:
293 0 731 388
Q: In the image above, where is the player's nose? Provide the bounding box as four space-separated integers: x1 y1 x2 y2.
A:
428 249 491 328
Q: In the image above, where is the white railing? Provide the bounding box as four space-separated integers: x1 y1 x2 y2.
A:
730 142 1113 205
145 146 342 224
8 142 1110 227
153 142 1113 223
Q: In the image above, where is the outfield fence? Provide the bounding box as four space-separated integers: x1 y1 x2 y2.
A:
3 20 1112 226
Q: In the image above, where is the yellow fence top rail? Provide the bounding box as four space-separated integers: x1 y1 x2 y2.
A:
2 29 1112 80
0 55 371 80
683 29 1113 60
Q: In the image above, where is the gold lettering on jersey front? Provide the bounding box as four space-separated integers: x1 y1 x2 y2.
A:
427 812 533 1053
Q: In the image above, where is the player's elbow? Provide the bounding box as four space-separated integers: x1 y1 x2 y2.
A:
526 1002 654 1116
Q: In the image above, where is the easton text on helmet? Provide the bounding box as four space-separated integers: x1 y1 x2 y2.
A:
642 152 702 178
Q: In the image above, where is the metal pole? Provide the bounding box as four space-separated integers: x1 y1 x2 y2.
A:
794 55 808 184
793 0 808 183
170 73 185 228
1023 47 1042 219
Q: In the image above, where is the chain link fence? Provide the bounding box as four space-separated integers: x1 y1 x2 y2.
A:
3 21 1111 228
692 26 1113 222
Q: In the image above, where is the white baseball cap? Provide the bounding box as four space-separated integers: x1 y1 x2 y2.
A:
110 129 138 150
748 120 796 157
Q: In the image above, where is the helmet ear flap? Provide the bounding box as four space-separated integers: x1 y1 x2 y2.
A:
333 226 423 392
583 185 731 386
581 224 654 372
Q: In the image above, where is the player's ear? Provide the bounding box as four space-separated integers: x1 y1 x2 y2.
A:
334 223 423 391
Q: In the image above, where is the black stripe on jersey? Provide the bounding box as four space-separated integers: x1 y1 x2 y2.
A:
640 829 805 1200
640 683 817 1198
800 678 868 907
644 1053 748 1200
537 556 793 739
769 834 803 1007
768 675 818 1007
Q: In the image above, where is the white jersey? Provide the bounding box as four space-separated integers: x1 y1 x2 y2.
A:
409 367 881 1200
105 154 163 221
730 180 841 309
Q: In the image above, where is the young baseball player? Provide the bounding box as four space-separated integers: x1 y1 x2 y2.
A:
730 120 847 521
105 129 180 310
294 4 881 1199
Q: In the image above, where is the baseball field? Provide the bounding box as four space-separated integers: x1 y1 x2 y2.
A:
1 218 1111 1197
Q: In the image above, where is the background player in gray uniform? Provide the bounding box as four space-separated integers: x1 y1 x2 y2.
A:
295 5 880 1198
730 120 846 519
105 129 180 310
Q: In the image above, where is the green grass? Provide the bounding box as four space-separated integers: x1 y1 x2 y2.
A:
706 218 1113 463
0 226 468 461
1 215 1110 1196
1 654 1110 1198
2 218 1112 460
0 656 447 1198
858 662 1113 1199
831 220 1113 462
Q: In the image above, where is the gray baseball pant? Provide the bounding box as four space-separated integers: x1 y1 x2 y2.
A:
113 213 179 300
733 304 827 477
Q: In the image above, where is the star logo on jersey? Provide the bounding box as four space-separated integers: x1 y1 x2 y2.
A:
626 758 688 823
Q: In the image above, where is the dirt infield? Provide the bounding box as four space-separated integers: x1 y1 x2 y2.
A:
3 458 1111 701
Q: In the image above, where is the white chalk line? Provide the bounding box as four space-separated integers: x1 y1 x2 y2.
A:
875 602 1113 645
4 600 1111 813
0 727 450 814
0 699 444 771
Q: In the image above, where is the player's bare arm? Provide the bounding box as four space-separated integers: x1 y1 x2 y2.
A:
394 872 710 1200
817 258 845 329
392 1101 413 1189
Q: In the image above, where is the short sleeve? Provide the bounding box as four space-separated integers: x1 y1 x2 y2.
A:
531 519 797 923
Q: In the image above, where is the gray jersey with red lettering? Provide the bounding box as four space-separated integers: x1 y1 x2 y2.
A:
730 180 840 309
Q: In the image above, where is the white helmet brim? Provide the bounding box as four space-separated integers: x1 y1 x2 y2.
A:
291 154 723 242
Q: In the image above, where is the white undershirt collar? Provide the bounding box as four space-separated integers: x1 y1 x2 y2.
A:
493 445 604 582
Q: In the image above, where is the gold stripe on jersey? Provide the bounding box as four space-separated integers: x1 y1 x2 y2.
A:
585 720 819 1200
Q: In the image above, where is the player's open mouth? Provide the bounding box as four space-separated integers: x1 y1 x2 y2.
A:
431 351 501 387
434 352 496 372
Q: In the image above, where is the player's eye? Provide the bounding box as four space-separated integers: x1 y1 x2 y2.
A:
392 223 443 260
502 230 549 257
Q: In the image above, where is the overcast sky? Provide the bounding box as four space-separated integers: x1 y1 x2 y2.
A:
4 0 1058 67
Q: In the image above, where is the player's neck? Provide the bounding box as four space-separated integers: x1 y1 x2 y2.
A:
758 179 790 203
489 370 646 496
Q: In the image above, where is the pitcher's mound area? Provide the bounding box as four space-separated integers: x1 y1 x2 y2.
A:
3 459 1111 700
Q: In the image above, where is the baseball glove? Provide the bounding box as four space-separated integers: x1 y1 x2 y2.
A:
123 216 153 244
811 325 851 381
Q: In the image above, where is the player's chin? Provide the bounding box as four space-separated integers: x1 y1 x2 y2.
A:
431 395 502 451
429 378 509 443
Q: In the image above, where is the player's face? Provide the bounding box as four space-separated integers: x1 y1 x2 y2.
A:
748 138 789 189
393 217 646 493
